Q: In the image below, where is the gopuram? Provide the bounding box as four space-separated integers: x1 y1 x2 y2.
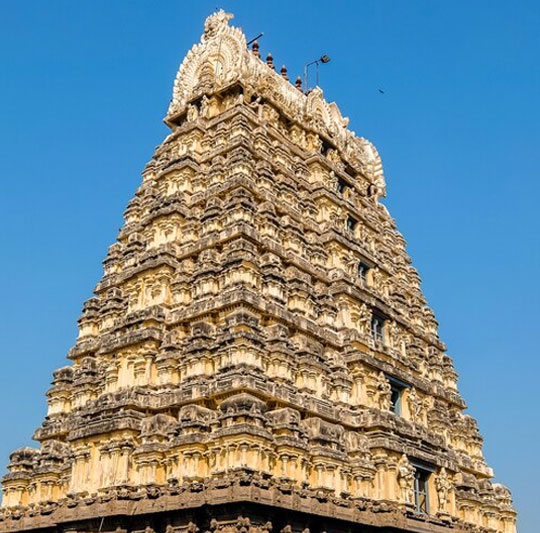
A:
0 11 517 533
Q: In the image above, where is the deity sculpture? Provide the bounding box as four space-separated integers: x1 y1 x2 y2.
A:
397 454 415 504
376 371 392 411
407 387 423 423
186 104 199 121
357 303 372 335
436 468 452 511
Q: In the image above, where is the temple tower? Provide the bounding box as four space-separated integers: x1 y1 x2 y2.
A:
1 11 516 533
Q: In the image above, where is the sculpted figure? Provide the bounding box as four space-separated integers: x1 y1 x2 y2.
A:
357 303 371 335
436 467 452 510
200 95 210 118
262 104 279 126
186 104 199 121
388 321 401 351
407 387 423 423
261 523 272 533
344 431 370 462
397 454 415 504
187 523 199 533
289 125 304 147
376 371 392 410
326 148 342 168
371 267 382 289
140 413 177 440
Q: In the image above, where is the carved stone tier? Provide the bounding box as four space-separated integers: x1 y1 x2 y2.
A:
1 10 516 533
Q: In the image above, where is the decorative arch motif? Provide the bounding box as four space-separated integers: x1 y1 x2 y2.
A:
305 88 332 132
356 138 386 198
167 10 386 199
168 10 246 116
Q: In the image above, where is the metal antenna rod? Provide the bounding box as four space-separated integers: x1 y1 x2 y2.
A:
247 32 264 46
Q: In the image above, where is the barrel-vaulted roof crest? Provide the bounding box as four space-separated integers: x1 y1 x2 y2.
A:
167 10 386 197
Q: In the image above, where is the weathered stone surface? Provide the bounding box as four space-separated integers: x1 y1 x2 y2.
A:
0 10 515 533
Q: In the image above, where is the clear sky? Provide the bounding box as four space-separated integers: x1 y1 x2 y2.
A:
0 1 538 531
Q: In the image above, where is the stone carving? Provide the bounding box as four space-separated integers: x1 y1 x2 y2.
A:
376 372 392 410
266 408 300 428
436 467 452 511
179 404 217 427
406 387 423 423
301 417 344 446
167 11 386 197
0 9 515 533
397 454 415 505
356 303 371 336
187 104 199 122
141 414 177 440
219 393 267 417
344 432 372 465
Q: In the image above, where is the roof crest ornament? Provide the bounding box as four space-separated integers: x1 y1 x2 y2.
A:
202 9 234 41
167 10 385 199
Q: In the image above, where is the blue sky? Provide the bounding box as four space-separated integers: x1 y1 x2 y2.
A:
0 1 538 531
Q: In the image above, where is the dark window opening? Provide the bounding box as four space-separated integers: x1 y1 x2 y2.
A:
346 215 358 233
191 96 203 110
250 94 265 105
321 139 334 156
390 384 403 415
371 314 385 344
336 178 349 196
386 375 410 416
358 261 370 284
414 468 430 514
344 164 357 179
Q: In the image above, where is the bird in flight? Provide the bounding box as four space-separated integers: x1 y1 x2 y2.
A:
378 88 385 94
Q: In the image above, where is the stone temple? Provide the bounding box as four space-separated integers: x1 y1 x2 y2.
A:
0 10 517 533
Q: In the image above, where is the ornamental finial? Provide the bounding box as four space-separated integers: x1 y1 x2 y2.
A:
202 9 234 41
